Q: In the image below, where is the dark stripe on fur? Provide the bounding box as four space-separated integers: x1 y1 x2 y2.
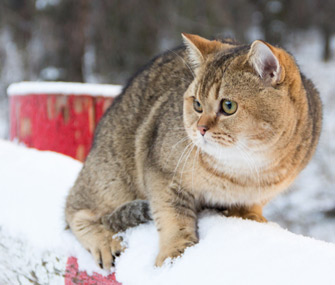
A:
102 200 152 232
169 184 197 219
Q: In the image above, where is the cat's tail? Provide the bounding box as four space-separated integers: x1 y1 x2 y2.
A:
102 200 152 233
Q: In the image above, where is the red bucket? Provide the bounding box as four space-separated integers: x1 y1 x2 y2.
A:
8 82 121 161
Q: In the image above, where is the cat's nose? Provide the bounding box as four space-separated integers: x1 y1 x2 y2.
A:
197 125 209 136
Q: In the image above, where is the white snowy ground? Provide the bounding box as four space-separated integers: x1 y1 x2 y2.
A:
0 140 114 284
0 140 81 284
0 140 335 285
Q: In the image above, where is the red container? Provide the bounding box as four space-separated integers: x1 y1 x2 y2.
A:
8 82 121 161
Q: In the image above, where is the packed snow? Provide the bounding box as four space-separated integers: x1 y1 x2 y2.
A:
117 216 335 285
1 139 335 285
7 81 122 97
0 140 81 284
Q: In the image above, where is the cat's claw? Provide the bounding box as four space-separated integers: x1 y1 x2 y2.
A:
89 235 124 270
155 239 197 267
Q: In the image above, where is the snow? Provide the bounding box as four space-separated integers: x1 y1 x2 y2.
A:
0 140 81 284
117 216 335 285
1 139 335 285
7 81 123 97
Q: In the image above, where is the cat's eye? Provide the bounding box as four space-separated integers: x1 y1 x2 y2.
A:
221 99 238 115
193 99 203 113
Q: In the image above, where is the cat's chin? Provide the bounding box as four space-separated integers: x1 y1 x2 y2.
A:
192 134 270 173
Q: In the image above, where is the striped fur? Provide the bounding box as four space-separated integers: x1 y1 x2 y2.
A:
65 34 322 269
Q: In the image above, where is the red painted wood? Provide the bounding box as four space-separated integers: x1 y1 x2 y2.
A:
65 257 121 285
9 94 114 161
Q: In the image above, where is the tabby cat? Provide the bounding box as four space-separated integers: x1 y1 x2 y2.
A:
65 33 322 269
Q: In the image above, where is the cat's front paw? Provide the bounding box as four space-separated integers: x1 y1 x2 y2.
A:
228 211 268 223
155 238 198 267
87 232 125 270
243 212 268 223
226 204 267 223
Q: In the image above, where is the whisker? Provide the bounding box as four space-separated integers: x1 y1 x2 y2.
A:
179 143 196 187
166 136 191 162
191 145 200 192
171 141 194 183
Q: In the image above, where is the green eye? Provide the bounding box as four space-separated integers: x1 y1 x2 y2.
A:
193 99 203 113
221 99 238 115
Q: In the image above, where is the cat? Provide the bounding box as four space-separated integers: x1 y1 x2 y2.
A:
65 33 322 270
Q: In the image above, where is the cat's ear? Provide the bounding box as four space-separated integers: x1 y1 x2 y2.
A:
182 33 223 68
248 40 285 85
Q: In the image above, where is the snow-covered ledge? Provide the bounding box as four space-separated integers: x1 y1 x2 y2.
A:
1 139 335 284
7 81 122 97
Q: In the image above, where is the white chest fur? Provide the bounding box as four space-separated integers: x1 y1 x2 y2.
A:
180 137 287 207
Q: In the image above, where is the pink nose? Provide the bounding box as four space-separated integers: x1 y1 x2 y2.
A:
197 125 209 136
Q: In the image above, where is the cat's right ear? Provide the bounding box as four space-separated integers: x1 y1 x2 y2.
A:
181 33 223 69
247 40 285 85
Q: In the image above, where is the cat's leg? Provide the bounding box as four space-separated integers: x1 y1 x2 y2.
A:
148 177 198 266
66 209 124 270
226 204 267 223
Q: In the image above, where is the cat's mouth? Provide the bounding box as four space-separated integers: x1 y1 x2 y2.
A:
195 131 233 148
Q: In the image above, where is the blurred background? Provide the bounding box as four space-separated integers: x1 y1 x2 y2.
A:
1 0 335 136
0 0 334 241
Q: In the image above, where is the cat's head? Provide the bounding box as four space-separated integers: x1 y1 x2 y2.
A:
182 33 304 170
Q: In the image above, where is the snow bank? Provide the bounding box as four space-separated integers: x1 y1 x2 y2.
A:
0 140 81 250
7 81 122 97
0 140 82 284
1 140 335 284
118 216 335 285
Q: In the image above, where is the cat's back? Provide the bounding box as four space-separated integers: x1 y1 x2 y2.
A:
87 46 194 176
300 74 322 166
